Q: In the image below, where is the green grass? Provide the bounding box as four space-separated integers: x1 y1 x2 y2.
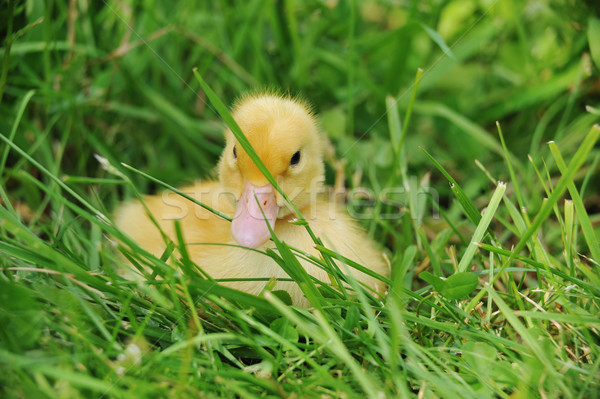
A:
2 1 600 397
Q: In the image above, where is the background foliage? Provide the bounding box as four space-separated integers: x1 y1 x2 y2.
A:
1 0 599 398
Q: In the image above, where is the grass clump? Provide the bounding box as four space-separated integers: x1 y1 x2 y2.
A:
1 1 600 398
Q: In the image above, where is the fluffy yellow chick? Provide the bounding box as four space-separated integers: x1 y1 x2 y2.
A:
115 94 388 307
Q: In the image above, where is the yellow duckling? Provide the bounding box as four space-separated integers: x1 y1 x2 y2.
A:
115 94 388 307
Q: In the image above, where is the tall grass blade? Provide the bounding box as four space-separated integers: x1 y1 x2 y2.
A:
266 292 383 397
193 68 338 274
512 125 600 256
547 141 600 262
420 146 481 226
399 68 424 153
0 132 106 221
496 122 525 209
0 90 35 179
476 243 600 295
487 288 561 384
121 162 232 222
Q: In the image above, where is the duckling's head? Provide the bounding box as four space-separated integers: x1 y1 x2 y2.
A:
218 94 325 248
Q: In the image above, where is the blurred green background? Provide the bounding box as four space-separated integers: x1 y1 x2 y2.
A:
2 0 598 204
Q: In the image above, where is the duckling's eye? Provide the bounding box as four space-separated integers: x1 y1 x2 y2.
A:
290 150 301 166
233 146 237 160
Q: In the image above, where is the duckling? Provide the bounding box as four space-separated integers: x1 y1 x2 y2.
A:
115 93 388 307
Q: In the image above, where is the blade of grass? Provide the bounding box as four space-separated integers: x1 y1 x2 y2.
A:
579 152 600 198
486 288 562 384
173 221 205 338
511 126 600 257
513 311 600 325
120 163 232 222
462 123 600 318
587 17 600 70
264 232 325 310
564 199 575 276
420 146 481 226
465 125 600 319
400 311 528 353
0 350 128 397
419 228 441 276
476 243 600 295
457 182 506 273
193 69 282 198
0 131 108 222
547 141 600 263
0 0 15 104
399 68 424 153
386 95 401 159
497 122 525 210
313 244 391 284
346 0 356 137
265 291 383 397
0 90 35 180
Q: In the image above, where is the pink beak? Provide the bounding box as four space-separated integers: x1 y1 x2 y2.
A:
231 181 280 248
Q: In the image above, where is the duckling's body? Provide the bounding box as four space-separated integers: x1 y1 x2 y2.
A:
115 94 388 307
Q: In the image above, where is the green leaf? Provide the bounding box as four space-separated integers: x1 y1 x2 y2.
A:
270 317 299 342
440 272 478 300
400 68 424 154
270 290 293 306
462 341 498 380
419 271 446 292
